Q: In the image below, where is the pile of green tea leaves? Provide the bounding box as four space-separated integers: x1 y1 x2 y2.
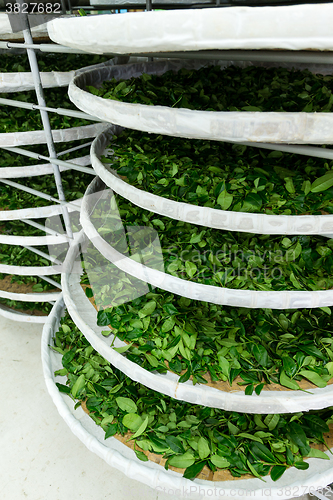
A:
92 281 333 392
53 315 333 481
104 129 333 216
81 254 333 391
0 52 111 73
88 65 333 113
93 192 333 293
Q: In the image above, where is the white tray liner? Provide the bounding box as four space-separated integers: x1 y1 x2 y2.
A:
92 126 333 236
0 233 69 245
62 229 333 414
43 294 333 499
0 263 61 276
70 59 333 145
48 4 333 54
80 177 333 310
0 71 74 92
0 154 91 179
0 288 60 302
0 123 107 148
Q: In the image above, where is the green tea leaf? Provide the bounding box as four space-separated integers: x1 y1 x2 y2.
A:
217 188 233 210
294 461 309 470
166 435 185 454
252 344 269 367
251 443 276 464
306 448 329 460
185 261 197 278
280 371 300 390
210 455 230 468
113 343 133 353
105 423 118 439
183 461 205 479
311 170 333 193
131 415 149 439
71 374 85 398
122 413 143 431
197 437 210 459
116 397 137 413
270 465 287 482
138 300 156 318
298 370 327 388
168 451 195 469
288 422 311 456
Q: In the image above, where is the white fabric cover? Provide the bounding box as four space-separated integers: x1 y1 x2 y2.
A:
0 123 107 148
0 288 60 302
91 127 333 236
48 5 333 54
0 233 70 245
0 71 74 93
42 295 333 498
69 60 333 145
0 154 90 179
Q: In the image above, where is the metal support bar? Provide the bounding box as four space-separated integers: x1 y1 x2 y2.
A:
0 41 88 54
0 178 81 212
1 146 95 175
38 275 62 289
57 141 93 157
0 97 102 123
146 50 333 64
24 219 65 237
241 142 333 161
17 6 73 240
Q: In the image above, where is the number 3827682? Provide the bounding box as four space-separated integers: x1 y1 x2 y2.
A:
6 3 61 13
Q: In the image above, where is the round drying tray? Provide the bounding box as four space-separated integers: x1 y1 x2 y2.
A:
48 4 333 54
70 59 333 145
80 176 333 310
91 126 333 236
62 229 333 414
0 123 107 148
42 294 333 499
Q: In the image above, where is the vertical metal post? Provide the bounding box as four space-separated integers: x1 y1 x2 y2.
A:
60 0 67 15
16 3 73 239
146 0 153 62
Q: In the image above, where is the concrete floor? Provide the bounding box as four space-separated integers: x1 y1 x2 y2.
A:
0 315 326 500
